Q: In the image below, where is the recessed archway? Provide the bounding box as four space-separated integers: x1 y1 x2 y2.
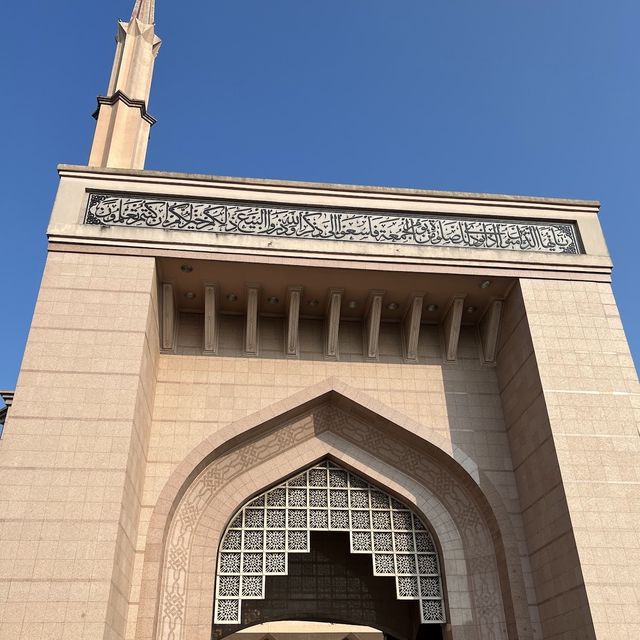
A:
138 381 528 640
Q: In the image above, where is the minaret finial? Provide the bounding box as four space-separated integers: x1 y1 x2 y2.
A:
88 0 161 170
131 0 155 24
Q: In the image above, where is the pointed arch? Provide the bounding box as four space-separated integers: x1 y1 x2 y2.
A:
136 379 529 640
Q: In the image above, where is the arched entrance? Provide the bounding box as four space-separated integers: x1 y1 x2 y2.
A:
213 460 445 639
140 384 528 640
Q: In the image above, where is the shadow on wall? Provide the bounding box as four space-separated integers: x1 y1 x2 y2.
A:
441 327 508 484
173 310 510 492
174 310 510 482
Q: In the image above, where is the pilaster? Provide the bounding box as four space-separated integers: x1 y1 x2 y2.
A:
0 252 159 640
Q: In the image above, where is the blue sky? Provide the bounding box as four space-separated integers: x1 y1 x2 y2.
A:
0 0 638 389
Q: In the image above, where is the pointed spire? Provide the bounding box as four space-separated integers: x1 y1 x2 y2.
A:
88 0 161 169
131 0 155 24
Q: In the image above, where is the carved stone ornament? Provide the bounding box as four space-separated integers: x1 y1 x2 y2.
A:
214 459 445 625
85 192 582 254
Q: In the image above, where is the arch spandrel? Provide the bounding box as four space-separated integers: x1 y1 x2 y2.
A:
137 381 529 640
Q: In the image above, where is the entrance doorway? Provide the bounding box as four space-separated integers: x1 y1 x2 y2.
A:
214 531 443 640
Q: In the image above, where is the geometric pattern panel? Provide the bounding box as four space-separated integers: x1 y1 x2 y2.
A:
214 459 445 625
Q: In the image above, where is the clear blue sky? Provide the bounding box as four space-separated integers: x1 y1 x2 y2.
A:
0 1 638 390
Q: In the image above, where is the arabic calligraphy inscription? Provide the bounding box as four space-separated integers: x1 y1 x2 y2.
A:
84 192 581 254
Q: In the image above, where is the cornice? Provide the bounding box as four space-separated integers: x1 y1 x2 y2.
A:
92 91 157 126
57 165 600 212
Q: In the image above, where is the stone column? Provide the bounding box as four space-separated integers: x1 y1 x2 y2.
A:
497 279 640 640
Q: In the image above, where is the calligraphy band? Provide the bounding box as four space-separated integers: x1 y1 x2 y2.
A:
84 192 582 255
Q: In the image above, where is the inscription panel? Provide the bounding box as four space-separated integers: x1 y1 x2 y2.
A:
85 192 582 254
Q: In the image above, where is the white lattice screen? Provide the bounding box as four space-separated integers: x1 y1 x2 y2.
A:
214 460 445 625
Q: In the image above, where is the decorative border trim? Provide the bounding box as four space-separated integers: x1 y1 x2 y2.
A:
84 192 582 254
92 91 156 125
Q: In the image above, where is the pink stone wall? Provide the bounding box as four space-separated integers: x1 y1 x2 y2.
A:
2 257 638 640
519 279 640 640
0 252 158 640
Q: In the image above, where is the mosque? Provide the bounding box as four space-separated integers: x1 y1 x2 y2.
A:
1 1 639 639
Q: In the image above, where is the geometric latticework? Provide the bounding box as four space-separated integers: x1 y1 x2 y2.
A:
214 459 445 625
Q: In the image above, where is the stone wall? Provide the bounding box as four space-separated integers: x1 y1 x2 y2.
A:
2 254 638 640
519 279 640 640
0 252 159 640
496 282 592 639
127 309 536 640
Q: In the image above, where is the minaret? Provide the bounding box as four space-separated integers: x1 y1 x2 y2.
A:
88 0 161 170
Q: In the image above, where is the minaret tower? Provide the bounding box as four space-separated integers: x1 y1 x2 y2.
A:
88 0 161 169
